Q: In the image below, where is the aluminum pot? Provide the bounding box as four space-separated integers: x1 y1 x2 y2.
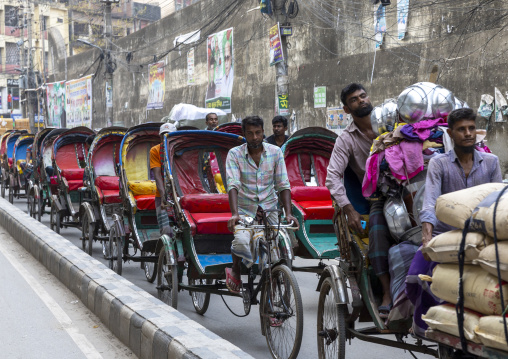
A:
383 196 412 241
370 100 398 135
397 83 436 123
431 86 455 119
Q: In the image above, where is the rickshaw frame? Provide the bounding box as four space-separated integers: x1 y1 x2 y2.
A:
9 133 35 203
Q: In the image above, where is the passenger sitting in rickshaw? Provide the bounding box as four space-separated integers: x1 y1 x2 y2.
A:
406 108 503 336
326 83 396 319
19 144 33 176
150 123 177 235
225 116 298 294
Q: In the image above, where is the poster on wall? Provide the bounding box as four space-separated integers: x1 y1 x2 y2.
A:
46 80 66 128
147 61 165 110
326 106 351 134
397 0 409 40
269 23 283 66
205 27 234 113
65 75 92 129
278 94 289 116
374 4 386 49
187 48 195 85
314 86 327 108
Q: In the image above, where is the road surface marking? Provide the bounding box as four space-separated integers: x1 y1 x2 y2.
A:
0 239 103 359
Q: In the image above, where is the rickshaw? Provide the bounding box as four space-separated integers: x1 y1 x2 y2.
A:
0 130 14 187
1 130 27 198
80 127 126 258
8 133 35 203
27 127 55 219
157 130 303 359
214 122 242 135
49 127 95 234
108 123 172 282
281 127 343 271
31 128 66 221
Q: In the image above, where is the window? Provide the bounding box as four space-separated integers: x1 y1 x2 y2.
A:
74 22 88 36
5 6 18 27
43 16 49 30
5 43 20 65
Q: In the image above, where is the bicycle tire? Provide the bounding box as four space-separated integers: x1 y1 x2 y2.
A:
157 250 178 309
190 278 211 315
317 277 347 359
261 264 303 359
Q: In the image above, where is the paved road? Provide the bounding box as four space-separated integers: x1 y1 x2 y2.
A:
0 223 135 359
9 196 434 359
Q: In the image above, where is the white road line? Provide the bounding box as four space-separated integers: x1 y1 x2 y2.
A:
0 240 103 359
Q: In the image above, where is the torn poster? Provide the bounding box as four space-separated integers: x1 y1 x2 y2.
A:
494 87 508 122
478 94 494 119
374 4 386 49
397 0 409 40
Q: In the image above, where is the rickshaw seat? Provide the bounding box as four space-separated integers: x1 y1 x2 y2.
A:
180 194 232 235
61 168 85 180
95 176 121 204
50 176 58 186
68 180 83 192
8 158 12 167
128 180 157 196
134 194 156 210
291 186 334 220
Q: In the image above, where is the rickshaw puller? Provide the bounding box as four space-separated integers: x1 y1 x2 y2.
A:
150 122 177 236
226 116 298 294
326 83 396 318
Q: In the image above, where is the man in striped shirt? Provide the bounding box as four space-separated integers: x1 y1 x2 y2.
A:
225 116 298 293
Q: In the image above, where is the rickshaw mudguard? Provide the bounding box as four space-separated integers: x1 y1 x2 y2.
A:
52 194 65 212
156 235 176 265
278 228 294 265
80 202 97 224
316 264 349 305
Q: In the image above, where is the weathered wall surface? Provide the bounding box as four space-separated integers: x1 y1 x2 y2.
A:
49 0 508 175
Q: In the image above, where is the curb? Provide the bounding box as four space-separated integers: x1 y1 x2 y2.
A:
0 198 253 359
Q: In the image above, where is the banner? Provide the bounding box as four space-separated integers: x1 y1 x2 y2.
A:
397 0 409 40
65 75 92 128
205 28 234 113
326 106 351 135
46 80 66 128
147 61 165 110
278 94 289 116
269 23 284 66
374 4 386 49
187 48 195 85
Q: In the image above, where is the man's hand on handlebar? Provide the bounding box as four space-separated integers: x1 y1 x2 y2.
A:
344 204 363 233
228 214 241 233
286 214 299 230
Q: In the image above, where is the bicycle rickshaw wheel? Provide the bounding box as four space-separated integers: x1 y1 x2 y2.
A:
37 196 43 222
27 190 32 214
109 226 123 275
141 250 157 283
50 205 60 234
189 278 211 315
317 277 346 359
81 211 95 256
1 179 5 198
157 250 178 309
8 186 13 204
261 264 303 359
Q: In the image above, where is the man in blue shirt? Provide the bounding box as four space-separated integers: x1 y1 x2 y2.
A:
420 107 503 246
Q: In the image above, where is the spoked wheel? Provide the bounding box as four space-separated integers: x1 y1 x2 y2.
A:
317 277 347 359
81 211 95 256
189 278 211 315
1 179 5 198
37 196 43 222
27 190 32 214
50 205 60 234
261 264 303 359
141 251 157 283
157 250 178 309
8 186 13 204
108 226 123 275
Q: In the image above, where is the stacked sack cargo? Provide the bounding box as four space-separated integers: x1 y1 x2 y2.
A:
420 183 508 353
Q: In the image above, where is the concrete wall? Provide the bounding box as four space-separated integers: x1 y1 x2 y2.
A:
48 0 508 175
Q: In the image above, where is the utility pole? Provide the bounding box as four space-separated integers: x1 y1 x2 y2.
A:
20 3 26 119
26 0 35 133
103 0 118 127
274 0 290 118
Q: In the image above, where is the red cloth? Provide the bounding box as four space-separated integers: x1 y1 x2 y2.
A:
135 195 156 210
290 186 331 202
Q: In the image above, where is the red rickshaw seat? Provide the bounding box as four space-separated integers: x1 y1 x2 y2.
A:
135 195 156 210
180 194 232 235
50 176 58 186
291 186 334 220
95 176 121 204
97 189 122 204
190 212 232 235
61 168 85 180
8 158 12 167
68 180 83 192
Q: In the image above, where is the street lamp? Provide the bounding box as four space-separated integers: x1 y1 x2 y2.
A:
76 39 104 53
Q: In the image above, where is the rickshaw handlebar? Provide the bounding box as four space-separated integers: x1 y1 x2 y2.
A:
238 220 297 231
